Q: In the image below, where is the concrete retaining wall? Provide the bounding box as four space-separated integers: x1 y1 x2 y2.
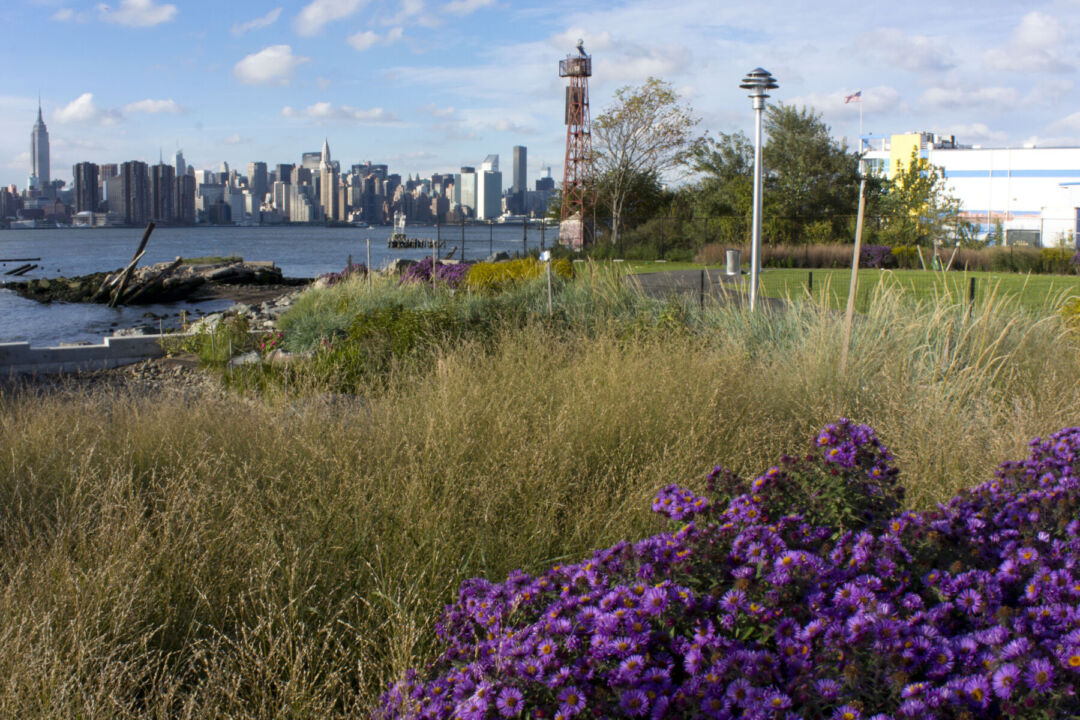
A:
0 334 175 376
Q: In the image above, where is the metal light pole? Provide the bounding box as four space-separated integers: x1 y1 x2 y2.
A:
739 68 778 311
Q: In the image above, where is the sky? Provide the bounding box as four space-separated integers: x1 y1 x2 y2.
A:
3 0 1080 189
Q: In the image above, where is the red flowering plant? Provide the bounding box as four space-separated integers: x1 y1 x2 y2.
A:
376 422 1080 720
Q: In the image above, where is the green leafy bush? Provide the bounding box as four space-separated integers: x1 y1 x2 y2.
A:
464 258 572 294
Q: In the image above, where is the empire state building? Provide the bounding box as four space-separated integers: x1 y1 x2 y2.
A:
30 101 50 191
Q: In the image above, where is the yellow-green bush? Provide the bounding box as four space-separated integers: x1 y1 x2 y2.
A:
464 258 573 294
1063 296 1080 334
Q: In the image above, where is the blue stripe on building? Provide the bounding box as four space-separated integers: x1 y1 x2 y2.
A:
944 169 1080 179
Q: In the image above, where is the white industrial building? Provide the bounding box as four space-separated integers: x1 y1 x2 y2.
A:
861 132 1080 247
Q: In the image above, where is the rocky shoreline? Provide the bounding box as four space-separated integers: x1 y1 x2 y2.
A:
3 258 307 306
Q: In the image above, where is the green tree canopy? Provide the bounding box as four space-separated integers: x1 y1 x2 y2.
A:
591 78 699 246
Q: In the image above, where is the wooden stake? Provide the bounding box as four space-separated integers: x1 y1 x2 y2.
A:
107 222 155 306
840 178 866 374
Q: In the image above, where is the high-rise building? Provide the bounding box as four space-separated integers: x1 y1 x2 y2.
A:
150 163 176 223
175 150 186 179
73 162 99 213
108 161 150 226
512 146 527 213
319 138 337 222
248 161 268 204
275 164 294 186
478 167 502 220
459 166 477 213
175 174 196 225
30 101 50 191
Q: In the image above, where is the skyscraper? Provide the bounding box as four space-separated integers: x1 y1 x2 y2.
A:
30 101 50 191
478 155 502 221
73 162 99 213
512 146 527 213
319 138 338 222
150 163 176 224
175 149 186 179
248 161 268 204
175 174 196 225
459 166 477 214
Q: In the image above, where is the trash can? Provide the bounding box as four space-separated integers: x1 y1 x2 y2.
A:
726 249 741 276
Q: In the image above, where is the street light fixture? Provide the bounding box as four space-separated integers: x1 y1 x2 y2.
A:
739 67 777 311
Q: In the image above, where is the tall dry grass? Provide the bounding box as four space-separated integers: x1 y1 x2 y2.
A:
1 279 1079 717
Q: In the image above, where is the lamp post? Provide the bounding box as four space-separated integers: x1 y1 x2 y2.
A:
739 68 778 311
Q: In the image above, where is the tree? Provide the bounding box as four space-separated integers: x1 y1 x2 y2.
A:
762 104 866 244
591 78 699 247
882 149 971 247
685 104 873 245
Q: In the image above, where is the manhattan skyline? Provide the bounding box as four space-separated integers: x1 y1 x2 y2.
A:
3 0 1080 189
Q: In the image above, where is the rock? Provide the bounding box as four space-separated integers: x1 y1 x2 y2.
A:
114 326 151 337
228 351 261 368
227 303 252 316
384 258 417 275
485 251 511 263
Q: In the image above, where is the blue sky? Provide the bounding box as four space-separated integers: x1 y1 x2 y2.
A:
3 0 1080 189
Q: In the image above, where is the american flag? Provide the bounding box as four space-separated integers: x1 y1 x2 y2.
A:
844 91 862 104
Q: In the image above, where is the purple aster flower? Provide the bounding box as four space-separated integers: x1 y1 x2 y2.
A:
832 706 861 720
963 675 990 708
495 686 524 717
557 686 586 716
1026 658 1054 691
991 663 1019 699
620 689 649 717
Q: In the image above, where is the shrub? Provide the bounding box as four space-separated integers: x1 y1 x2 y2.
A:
377 422 1080 720
400 257 473 289
318 262 367 287
890 245 920 269
860 245 895 269
465 258 573 294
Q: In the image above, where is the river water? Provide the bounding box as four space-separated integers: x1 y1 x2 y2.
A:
0 223 557 346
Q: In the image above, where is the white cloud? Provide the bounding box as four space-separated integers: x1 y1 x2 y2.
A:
231 7 282 36
854 28 955 72
347 26 403 51
785 86 903 116
51 8 74 21
223 133 252 145
919 86 1020 109
96 0 177 27
984 11 1074 72
6 152 31 171
383 0 439 27
948 123 1008 144
548 29 613 53
425 103 455 117
316 76 332 89
53 93 122 125
281 102 398 123
443 0 495 15
233 45 310 86
123 98 182 114
294 0 367 36
1051 111 1080 132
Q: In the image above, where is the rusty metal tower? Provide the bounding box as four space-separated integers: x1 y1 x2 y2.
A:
559 40 592 249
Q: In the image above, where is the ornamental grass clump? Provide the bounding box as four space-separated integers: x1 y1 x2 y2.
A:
377 421 1080 720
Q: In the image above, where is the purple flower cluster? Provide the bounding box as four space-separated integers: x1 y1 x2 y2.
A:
860 245 896 270
400 257 472 289
376 422 1080 719
318 262 368 287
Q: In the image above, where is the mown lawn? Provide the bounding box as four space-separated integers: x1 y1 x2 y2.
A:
626 261 1080 313
759 268 1080 312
